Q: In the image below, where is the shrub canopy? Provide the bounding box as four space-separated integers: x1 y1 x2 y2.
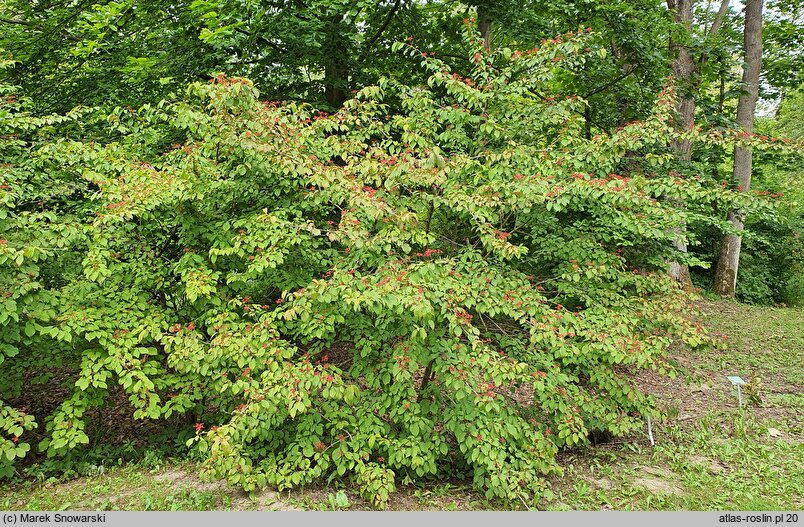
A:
0 38 793 506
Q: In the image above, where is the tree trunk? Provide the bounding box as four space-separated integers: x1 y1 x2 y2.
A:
714 0 764 297
667 0 697 159
325 59 348 108
664 0 732 285
324 15 349 108
666 0 696 285
477 2 491 51
774 91 785 118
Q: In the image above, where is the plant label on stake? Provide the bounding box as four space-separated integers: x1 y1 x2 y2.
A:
727 376 746 408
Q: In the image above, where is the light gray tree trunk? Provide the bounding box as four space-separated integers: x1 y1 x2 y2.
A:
714 0 764 297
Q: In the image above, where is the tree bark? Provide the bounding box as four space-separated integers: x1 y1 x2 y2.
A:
714 0 764 297
324 15 349 108
667 0 697 158
666 0 696 285
325 59 348 108
477 2 491 51
708 0 731 37
664 0 732 285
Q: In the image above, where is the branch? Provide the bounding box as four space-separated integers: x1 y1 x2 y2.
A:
234 27 288 54
0 17 32 26
0 16 81 42
708 0 730 37
417 358 436 403
698 0 730 68
583 65 636 98
525 88 607 133
362 0 403 53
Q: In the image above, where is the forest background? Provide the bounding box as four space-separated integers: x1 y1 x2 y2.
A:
0 0 802 509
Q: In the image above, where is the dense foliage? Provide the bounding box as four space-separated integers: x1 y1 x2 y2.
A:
1 0 803 509
3 32 799 505
736 89 804 305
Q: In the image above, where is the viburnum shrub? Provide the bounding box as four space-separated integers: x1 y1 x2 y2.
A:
0 55 91 476
0 38 799 504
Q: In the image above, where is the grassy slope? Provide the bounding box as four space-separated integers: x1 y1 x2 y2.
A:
1 300 801 511
545 300 803 511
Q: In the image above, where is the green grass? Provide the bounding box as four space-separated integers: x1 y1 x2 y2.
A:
1 300 801 511
548 410 803 511
543 300 804 511
697 301 803 388
0 462 240 511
